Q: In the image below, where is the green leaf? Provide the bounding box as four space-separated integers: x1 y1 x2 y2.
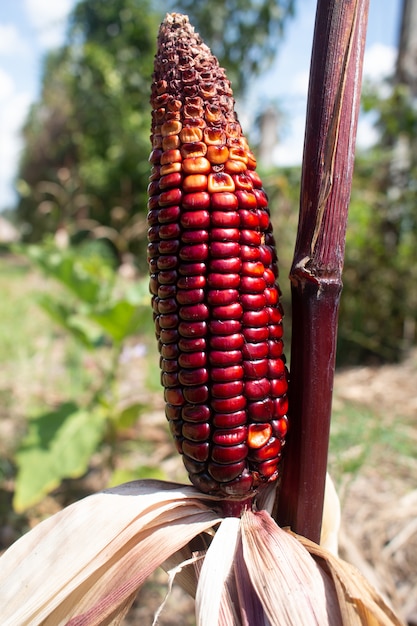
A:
13 403 107 512
37 294 100 348
113 402 145 429
89 300 148 343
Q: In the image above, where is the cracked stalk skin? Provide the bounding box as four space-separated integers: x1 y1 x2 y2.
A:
147 14 288 498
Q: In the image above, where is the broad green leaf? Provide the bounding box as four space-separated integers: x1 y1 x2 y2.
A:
14 403 107 512
113 402 145 429
89 300 148 343
37 294 99 348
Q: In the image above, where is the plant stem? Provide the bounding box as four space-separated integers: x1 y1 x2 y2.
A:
275 0 369 543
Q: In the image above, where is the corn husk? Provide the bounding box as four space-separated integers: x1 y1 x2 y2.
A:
0 479 404 625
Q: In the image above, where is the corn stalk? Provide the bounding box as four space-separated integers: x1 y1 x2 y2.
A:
276 0 370 543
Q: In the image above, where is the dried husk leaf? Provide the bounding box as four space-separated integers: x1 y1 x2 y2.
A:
195 517 241 626
241 509 343 626
295 533 405 626
0 480 221 626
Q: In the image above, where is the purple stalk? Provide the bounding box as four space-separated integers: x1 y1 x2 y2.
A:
276 0 370 542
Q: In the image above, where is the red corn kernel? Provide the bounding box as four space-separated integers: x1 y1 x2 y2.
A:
211 444 248 464
257 459 279 478
160 149 181 165
176 288 205 305
270 377 288 397
183 440 209 462
221 471 254 496
212 426 248 447
240 245 261 261
247 424 273 449
243 359 269 379
159 329 179 344
178 263 207 277
211 365 244 382
177 276 206 290
182 229 209 243
158 270 178 284
159 172 182 189
247 398 274 421
212 380 243 398
157 298 177 313
211 395 247 413
160 343 179 359
178 337 206 352
268 358 285 377
243 326 269 342
158 239 180 254
207 273 240 289
183 385 209 403
179 303 209 321
178 352 207 368
271 416 288 438
239 210 260 229
164 387 184 406
208 460 246 483
211 211 240 227
209 257 242 273
209 333 244 350
159 223 181 239
240 230 262 246
209 319 242 335
211 302 243 320
241 261 264 276
180 210 210 229
213 410 247 428
207 288 239 306
273 396 289 418
210 192 238 210
209 350 242 366
165 404 181 420
242 342 268 360
182 422 210 441
182 191 210 210
159 188 182 206
244 378 270 400
242 309 269 327
179 244 209 262
157 256 178 271
162 371 179 387
240 293 267 310
210 241 240 258
178 321 207 338
249 437 281 462
182 404 211 423
210 227 240 242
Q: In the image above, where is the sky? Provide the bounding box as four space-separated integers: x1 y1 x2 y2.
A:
0 0 402 212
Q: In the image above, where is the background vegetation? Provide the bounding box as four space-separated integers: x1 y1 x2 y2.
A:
0 0 415 540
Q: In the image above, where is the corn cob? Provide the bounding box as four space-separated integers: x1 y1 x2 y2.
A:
148 13 288 498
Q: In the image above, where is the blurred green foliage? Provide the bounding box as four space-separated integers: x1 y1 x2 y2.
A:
15 0 294 256
12 241 153 511
338 82 417 363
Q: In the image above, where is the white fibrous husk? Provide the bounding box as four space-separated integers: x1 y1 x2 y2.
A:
0 479 404 626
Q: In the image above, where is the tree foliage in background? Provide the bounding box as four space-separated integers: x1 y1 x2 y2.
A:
337 82 417 363
15 0 294 254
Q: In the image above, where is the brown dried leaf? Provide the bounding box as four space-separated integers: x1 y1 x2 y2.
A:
295 533 405 626
0 480 221 626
